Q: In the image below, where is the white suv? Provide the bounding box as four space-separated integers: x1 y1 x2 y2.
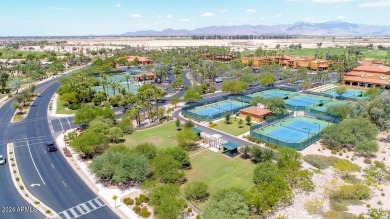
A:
0 155 6 165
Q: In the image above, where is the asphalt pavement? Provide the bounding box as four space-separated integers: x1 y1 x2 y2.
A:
1 75 118 219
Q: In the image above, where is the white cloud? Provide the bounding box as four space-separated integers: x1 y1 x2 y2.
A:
166 14 173 19
359 0 390 7
45 6 73 11
337 15 346 19
312 0 351 3
130 13 142 18
274 14 282 18
200 12 214 17
180 18 190 22
246 9 257 13
220 9 228 13
116 4 121 8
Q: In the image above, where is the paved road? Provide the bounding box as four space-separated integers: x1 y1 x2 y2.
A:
0 67 118 218
6 81 119 219
0 98 44 219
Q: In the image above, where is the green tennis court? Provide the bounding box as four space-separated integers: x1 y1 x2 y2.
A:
187 100 250 121
248 89 294 99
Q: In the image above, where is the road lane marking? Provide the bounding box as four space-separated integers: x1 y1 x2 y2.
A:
51 163 54 168
58 118 64 133
61 211 72 219
26 141 46 185
81 203 90 212
75 205 85 215
68 208 78 217
62 181 67 187
66 117 71 129
58 197 106 219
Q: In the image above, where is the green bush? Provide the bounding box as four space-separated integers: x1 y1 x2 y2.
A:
138 194 149 203
45 210 51 214
133 205 141 214
123 197 134 206
330 184 370 201
303 155 339 169
364 158 372 164
140 207 151 218
34 201 40 205
19 186 24 190
15 177 20 182
184 181 209 202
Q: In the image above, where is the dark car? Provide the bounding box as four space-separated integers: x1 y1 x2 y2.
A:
45 142 57 152
0 155 6 165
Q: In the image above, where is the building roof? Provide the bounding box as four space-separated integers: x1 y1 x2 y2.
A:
318 64 328 68
221 142 240 150
133 73 155 78
353 65 390 73
344 76 390 85
125 56 152 63
240 107 271 116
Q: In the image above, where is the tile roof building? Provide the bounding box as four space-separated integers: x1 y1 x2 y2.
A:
124 56 154 65
239 107 271 123
343 62 390 89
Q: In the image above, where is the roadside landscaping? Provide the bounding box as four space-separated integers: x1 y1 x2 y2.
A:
56 98 76 115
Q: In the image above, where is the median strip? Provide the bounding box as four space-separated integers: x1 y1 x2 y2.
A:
7 143 58 218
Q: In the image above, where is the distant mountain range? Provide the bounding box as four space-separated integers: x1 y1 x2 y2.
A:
122 21 390 36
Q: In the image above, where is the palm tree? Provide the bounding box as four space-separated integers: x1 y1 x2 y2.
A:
151 85 166 122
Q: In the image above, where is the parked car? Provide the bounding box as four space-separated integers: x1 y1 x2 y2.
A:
215 77 223 83
45 142 57 152
0 155 6 165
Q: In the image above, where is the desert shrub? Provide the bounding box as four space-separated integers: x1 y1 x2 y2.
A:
364 158 372 164
133 205 141 214
123 197 134 205
329 184 370 201
140 207 151 218
303 155 339 169
304 198 324 215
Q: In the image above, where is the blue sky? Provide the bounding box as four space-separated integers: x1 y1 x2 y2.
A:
1 0 389 36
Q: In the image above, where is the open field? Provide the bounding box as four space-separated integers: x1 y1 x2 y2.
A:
0 48 47 59
213 119 252 136
186 150 255 208
123 121 178 148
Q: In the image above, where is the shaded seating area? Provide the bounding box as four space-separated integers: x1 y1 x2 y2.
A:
221 142 240 157
192 127 203 137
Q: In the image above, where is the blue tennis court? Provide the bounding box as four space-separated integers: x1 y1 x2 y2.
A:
188 100 250 119
325 88 365 99
249 90 292 99
268 120 323 142
286 95 323 109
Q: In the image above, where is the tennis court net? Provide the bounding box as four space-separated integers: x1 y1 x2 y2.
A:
292 98 318 105
281 123 314 134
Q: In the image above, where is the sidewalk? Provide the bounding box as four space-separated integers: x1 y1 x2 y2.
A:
54 132 140 219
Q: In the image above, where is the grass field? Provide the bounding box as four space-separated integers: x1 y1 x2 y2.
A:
0 48 47 59
123 121 178 148
56 98 76 115
243 48 389 60
186 150 255 208
213 118 252 136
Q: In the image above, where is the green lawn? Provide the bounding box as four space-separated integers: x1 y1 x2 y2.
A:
213 118 252 136
186 150 255 208
243 48 389 60
56 98 76 115
123 121 178 148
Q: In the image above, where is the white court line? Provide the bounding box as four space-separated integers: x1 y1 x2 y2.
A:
26 141 46 185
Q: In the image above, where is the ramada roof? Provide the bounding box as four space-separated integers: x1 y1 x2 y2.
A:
240 107 271 116
133 73 155 78
125 56 152 62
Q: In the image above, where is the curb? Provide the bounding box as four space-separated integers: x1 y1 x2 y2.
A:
7 143 59 219
54 132 128 219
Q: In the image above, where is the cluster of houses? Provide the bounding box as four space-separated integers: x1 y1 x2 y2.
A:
241 56 333 71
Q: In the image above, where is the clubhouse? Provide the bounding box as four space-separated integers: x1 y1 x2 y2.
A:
343 62 390 89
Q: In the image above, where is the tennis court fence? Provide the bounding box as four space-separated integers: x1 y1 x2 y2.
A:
182 95 249 121
250 112 294 132
250 131 321 150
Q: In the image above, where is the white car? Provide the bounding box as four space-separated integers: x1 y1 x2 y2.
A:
0 155 6 165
